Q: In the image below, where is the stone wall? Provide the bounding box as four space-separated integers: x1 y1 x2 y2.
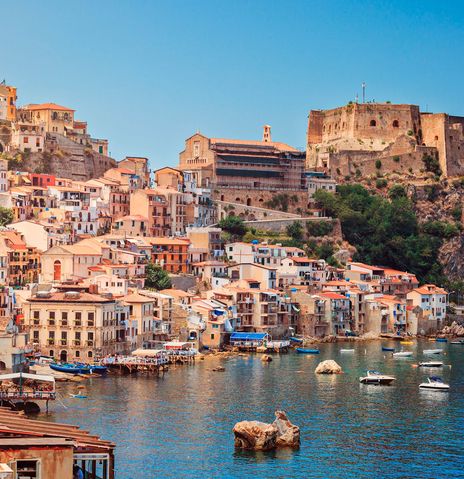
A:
216 200 300 222
243 216 332 233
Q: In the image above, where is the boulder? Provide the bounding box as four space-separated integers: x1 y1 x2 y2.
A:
261 354 272 362
233 411 300 450
315 360 342 374
211 366 225 372
233 421 278 450
273 410 300 448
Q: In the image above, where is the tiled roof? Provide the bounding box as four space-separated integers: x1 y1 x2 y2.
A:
25 102 75 112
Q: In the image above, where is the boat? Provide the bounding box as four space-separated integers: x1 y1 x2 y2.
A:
359 370 396 385
289 337 304 344
69 394 88 399
382 346 395 352
423 349 443 355
88 364 108 374
435 338 448 343
419 376 450 391
340 349 355 353
418 361 443 367
50 363 91 374
400 341 414 345
296 348 320 354
393 351 413 357
450 339 464 345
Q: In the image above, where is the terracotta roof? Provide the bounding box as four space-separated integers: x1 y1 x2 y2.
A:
160 288 194 298
28 292 114 303
147 237 190 246
211 137 299 152
123 291 153 303
412 284 447 295
25 103 75 112
192 260 227 267
320 292 348 300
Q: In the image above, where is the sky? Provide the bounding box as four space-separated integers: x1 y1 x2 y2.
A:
3 1 464 169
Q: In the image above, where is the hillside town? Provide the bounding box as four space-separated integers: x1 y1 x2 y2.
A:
0 81 455 376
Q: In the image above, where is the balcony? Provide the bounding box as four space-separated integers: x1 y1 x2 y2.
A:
60 339 68 346
86 340 94 346
73 339 82 346
47 338 55 345
48 320 56 327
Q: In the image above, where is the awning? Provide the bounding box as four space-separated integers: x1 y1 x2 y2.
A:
230 332 268 341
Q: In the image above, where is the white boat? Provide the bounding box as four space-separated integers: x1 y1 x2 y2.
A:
450 340 464 345
418 361 443 368
419 376 450 391
340 349 355 353
359 370 396 385
393 351 413 357
423 349 443 355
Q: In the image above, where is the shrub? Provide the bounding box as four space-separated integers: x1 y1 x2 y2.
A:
422 154 442 176
393 156 400 163
355 169 361 177
376 179 388 189
407 130 414 136
422 221 459 239
375 159 382 169
388 184 407 199
451 205 462 222
306 220 334 237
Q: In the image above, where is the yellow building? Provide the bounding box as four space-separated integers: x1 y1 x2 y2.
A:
0 84 17 121
24 290 122 362
22 103 75 135
123 291 154 348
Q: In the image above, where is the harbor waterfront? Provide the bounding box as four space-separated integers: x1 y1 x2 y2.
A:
41 341 464 479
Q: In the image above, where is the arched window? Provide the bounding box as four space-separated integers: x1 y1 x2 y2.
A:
434 135 439 141
53 260 61 281
370 120 376 127
246 198 251 206
88 351 93 358
392 120 399 128
220 195 224 201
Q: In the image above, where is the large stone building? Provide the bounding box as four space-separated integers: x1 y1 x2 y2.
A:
178 126 307 207
306 102 464 177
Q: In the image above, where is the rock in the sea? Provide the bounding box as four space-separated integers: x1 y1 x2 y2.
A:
315 360 342 374
212 366 225 372
233 420 278 450
261 354 272 362
233 411 300 450
273 410 300 448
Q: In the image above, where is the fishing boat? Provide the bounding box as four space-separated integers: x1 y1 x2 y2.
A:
393 351 413 358
69 394 88 399
296 348 320 354
359 370 396 385
450 339 464 345
340 349 355 353
50 363 91 374
418 361 443 368
400 340 414 345
435 338 448 343
289 337 304 344
419 377 450 391
423 349 443 355
382 346 395 352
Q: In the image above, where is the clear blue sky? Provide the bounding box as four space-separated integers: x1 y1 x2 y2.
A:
4 1 464 169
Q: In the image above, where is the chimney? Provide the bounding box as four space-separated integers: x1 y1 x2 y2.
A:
262 125 272 143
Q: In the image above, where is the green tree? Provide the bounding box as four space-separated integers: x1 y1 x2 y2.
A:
0 207 13 227
145 263 172 290
286 221 303 241
218 215 247 239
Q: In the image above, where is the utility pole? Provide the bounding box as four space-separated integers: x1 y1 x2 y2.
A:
362 82 366 103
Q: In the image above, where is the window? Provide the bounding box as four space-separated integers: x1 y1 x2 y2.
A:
370 120 376 127
75 312 82 321
210 334 215 340
88 351 93 358
392 120 399 128
16 460 39 478
23 136 29 144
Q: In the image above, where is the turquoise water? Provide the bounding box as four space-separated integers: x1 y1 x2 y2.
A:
41 341 464 478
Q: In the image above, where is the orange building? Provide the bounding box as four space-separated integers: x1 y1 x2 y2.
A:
147 237 190 273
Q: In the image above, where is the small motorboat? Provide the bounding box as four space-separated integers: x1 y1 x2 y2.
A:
423 349 443 355
418 361 443 368
359 370 396 385
400 341 414 345
296 348 320 354
393 351 413 358
69 394 88 399
89 365 108 374
435 338 448 343
340 349 355 353
382 346 395 352
450 339 464 345
289 337 304 344
50 363 91 374
419 376 450 391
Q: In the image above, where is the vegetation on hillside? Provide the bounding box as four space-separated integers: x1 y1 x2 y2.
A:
0 207 13 227
313 184 456 284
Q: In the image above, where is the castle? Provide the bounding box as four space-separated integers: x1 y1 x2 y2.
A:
306 102 464 178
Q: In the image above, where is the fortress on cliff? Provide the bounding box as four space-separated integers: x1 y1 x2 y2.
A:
306 102 464 178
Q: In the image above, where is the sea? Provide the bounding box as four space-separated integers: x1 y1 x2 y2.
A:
40 340 464 478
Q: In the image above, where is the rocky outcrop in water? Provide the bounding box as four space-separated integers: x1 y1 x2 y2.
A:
441 321 464 337
233 411 300 450
315 360 343 374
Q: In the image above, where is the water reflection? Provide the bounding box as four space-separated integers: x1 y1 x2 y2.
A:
40 340 464 479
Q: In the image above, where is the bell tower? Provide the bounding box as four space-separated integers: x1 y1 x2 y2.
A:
262 124 272 142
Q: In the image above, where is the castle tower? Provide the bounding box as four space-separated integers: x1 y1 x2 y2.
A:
262 125 272 142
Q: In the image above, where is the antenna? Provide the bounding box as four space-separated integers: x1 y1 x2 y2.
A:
362 82 366 103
